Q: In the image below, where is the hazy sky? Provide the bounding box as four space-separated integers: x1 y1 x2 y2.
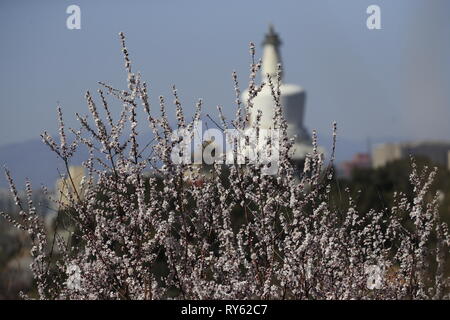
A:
1 0 449 149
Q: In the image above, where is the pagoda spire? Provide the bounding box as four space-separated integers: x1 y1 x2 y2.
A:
261 24 283 81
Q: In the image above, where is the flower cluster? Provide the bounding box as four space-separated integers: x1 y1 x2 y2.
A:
1 33 449 300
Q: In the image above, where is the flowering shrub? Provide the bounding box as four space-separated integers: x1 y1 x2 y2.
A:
1 33 449 300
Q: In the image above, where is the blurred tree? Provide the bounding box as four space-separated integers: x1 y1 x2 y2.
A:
331 156 450 225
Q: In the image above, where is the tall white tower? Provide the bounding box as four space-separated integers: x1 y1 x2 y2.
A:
242 25 314 162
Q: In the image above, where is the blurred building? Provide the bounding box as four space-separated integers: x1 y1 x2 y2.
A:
448 150 450 170
340 153 372 178
55 166 86 206
372 141 450 169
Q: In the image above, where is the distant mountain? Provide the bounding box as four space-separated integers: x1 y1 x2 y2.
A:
0 133 384 190
0 138 87 190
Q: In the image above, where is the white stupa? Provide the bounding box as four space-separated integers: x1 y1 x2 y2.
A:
242 25 316 163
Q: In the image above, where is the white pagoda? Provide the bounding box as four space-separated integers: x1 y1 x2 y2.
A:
242 25 316 165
